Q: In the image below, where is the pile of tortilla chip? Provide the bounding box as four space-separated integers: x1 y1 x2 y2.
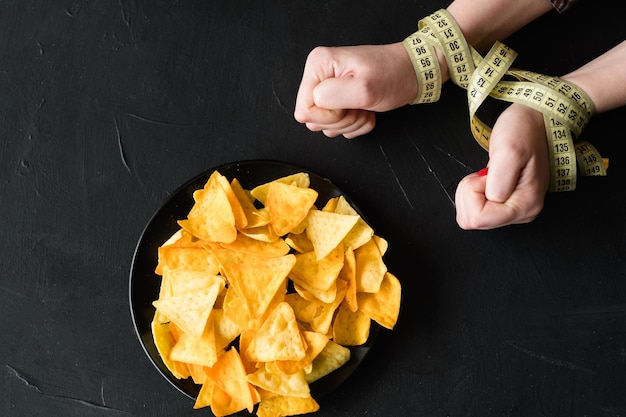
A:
151 170 401 417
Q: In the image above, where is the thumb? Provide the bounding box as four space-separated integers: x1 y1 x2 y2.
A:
313 75 371 110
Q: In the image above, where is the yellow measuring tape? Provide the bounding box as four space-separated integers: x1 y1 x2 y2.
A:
402 9 608 192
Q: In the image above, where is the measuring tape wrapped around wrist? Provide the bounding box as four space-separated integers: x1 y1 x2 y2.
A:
402 9 608 192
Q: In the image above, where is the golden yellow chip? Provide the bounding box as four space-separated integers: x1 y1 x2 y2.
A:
215 173 248 230
205 348 255 414
156 245 220 275
187 171 220 217
239 224 280 243
332 196 374 250
245 302 307 362
209 385 241 417
155 274 173 308
294 281 338 305
229 178 260 226
251 172 311 204
284 232 315 254
305 210 359 260
339 247 358 312
213 308 242 352
160 229 184 247
321 196 339 212
220 232 290 257
265 181 318 236
276 331 329 375
373 235 388 255
165 268 225 296
247 367 311 399
256 395 320 417
151 320 184 378
169 312 218 368
238 329 258 375
358 272 401 330
289 243 344 292
286 279 347 335
249 207 271 228
304 340 351 384
222 254 295 320
179 172 237 243
152 281 223 339
222 286 252 330
354 238 387 293
188 363 210 385
332 303 370 346
193 377 215 409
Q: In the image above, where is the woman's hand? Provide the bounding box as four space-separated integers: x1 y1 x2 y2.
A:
294 43 419 138
455 103 550 229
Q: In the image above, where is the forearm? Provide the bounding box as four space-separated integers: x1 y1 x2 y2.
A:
561 41 626 114
408 0 555 87
446 0 554 52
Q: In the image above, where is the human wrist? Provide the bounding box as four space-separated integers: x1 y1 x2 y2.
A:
561 41 626 114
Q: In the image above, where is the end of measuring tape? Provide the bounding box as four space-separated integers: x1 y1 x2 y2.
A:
403 8 608 192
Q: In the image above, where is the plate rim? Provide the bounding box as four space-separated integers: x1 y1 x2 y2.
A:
128 159 379 401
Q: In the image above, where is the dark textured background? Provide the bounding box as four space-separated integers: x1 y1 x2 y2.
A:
1 1 624 416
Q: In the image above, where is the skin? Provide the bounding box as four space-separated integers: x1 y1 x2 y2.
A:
293 0 626 229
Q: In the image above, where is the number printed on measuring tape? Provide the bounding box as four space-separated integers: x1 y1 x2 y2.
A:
402 33 442 104
402 9 607 191
419 9 475 89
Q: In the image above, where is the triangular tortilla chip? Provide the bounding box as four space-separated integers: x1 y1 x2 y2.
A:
222 286 252 330
229 178 264 227
215 173 248 230
151 320 186 379
354 238 387 293
152 281 223 338
257 395 320 417
358 272 401 329
289 243 344 292
245 302 307 362
332 303 370 346
333 196 374 250
205 348 255 414
193 378 215 409
247 368 310 399
169 312 218 367
304 340 351 384
306 210 359 260
276 331 330 375
250 173 311 204
220 232 290 257
156 245 220 276
284 232 315 254
286 279 347 334
222 255 295 320
165 268 224 296
339 247 358 312
213 308 241 352
265 181 318 236
178 172 237 243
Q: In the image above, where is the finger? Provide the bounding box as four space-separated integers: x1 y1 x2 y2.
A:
294 60 348 126
306 108 359 132
484 155 524 203
295 82 347 127
313 75 374 110
321 110 376 139
342 111 376 138
455 174 520 230
309 109 374 137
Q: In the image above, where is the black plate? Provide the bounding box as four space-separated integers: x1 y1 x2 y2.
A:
129 160 379 402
